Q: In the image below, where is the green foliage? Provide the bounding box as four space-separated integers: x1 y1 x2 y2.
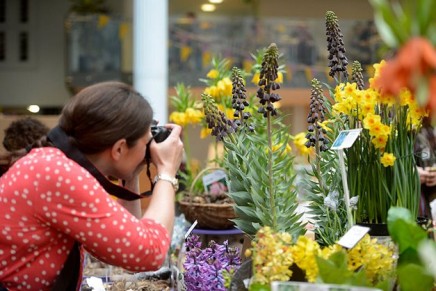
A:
316 251 370 287
387 207 435 291
304 84 350 246
370 0 436 47
224 115 305 237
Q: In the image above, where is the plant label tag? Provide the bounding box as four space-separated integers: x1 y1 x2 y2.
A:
202 170 229 195
184 220 198 240
331 129 362 150
337 225 370 249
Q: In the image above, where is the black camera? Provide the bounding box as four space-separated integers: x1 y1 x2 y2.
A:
151 124 171 143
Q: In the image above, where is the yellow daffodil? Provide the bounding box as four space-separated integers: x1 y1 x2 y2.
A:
380 152 396 167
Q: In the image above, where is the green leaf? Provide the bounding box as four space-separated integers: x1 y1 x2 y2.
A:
387 207 428 254
396 264 434 291
248 283 270 291
229 191 252 205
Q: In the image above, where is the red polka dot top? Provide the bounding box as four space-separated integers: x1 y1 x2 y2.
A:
0 147 170 290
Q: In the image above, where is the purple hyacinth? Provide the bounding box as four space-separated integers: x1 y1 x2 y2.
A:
183 235 242 291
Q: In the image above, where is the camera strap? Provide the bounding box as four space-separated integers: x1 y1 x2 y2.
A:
47 126 151 200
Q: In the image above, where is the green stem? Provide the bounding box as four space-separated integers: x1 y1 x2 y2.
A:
267 111 276 230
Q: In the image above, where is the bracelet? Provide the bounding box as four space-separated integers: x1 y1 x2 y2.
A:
153 174 179 192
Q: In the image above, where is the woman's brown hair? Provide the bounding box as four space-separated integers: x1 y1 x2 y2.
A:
0 81 153 175
59 81 153 154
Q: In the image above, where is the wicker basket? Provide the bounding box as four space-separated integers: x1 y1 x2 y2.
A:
178 200 236 229
178 167 237 229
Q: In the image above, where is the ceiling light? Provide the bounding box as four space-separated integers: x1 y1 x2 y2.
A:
27 105 40 113
201 4 216 12
209 0 223 3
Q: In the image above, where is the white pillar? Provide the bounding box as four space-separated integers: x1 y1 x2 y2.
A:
133 0 169 123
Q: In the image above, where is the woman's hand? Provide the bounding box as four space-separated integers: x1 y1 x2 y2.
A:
425 167 436 187
418 166 430 184
149 124 184 177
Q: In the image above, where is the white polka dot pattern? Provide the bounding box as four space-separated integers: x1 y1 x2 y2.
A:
0 147 170 290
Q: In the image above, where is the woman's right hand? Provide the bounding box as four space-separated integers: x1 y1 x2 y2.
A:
149 124 184 177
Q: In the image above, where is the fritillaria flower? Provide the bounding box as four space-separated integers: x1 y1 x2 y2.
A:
351 61 365 90
305 78 329 152
325 11 348 80
231 67 254 132
256 43 282 118
202 93 236 141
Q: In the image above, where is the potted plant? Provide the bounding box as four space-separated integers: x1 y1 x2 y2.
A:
200 43 306 239
170 57 242 229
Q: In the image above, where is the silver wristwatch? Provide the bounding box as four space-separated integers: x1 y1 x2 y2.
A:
153 174 179 192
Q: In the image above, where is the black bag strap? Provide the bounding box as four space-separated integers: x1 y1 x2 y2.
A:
47 126 151 201
51 242 81 291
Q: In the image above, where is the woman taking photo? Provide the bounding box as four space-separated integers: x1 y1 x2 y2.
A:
0 81 184 290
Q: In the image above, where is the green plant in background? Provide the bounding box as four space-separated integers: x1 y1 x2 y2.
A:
203 43 305 238
369 0 436 109
169 57 246 198
169 83 204 194
304 10 352 246
387 207 435 291
335 60 424 224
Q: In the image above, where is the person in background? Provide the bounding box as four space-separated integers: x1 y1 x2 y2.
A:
415 115 436 218
2 116 50 152
0 81 184 290
0 117 50 177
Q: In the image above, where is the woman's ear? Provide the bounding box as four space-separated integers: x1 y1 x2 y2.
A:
111 139 127 161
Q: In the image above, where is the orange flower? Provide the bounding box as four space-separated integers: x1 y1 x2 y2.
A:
374 37 436 109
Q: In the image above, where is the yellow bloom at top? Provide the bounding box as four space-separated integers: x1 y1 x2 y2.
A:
398 88 414 106
217 77 232 97
207 69 219 79
368 122 391 138
204 85 219 99
169 108 204 127
363 113 382 130
200 127 212 139
380 152 396 167
185 108 204 124
293 132 313 156
169 111 188 127
378 93 396 106
319 120 333 133
344 82 358 96
276 72 284 83
371 134 389 150
361 88 378 104
251 72 260 85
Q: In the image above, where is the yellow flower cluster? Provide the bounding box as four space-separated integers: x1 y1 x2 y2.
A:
248 228 396 285
203 76 232 102
291 235 342 282
332 61 426 167
169 107 204 127
247 226 294 285
347 235 396 285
